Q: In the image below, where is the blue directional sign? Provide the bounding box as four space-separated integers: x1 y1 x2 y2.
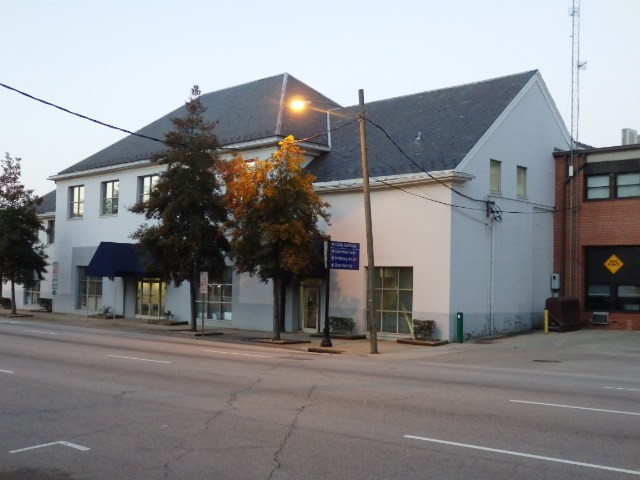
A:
330 241 360 270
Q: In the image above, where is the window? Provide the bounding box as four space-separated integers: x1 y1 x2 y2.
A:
46 220 55 244
517 166 527 197
101 180 119 215
136 278 167 318
372 267 413 334
617 173 640 198
586 172 640 200
617 285 640 311
196 267 233 321
586 175 610 200
490 160 501 193
138 174 159 204
24 280 41 305
77 267 102 310
69 185 84 218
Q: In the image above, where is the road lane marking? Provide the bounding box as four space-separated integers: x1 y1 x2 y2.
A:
23 329 57 335
0 369 14 374
510 400 640 416
404 435 640 476
105 355 171 364
10 441 90 454
605 387 640 392
203 349 271 358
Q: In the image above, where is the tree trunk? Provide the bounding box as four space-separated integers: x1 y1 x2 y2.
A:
272 277 281 341
10 276 17 315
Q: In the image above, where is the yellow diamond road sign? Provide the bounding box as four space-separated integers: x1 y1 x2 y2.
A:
604 254 624 274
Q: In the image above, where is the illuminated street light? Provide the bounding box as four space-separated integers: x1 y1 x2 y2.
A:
291 93 379 354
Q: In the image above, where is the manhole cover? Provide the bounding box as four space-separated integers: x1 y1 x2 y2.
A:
533 359 561 363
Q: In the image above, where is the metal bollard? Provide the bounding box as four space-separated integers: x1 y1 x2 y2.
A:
456 312 464 343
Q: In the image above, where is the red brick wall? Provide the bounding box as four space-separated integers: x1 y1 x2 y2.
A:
554 151 640 330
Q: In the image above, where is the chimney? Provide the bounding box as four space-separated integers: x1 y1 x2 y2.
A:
622 128 638 145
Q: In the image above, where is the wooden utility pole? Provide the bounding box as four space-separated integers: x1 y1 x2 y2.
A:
358 89 378 354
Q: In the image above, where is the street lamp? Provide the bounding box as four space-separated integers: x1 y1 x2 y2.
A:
291 92 378 354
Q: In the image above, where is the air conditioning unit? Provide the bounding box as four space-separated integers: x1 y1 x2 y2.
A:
591 312 609 325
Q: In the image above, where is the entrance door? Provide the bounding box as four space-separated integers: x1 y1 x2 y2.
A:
300 284 321 333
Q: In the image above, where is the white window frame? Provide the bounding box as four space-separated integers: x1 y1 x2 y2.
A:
138 174 159 204
517 166 527 198
46 219 55 244
69 185 85 218
101 180 119 216
490 160 501 194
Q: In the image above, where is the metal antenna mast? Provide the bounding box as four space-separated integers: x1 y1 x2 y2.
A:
568 0 586 296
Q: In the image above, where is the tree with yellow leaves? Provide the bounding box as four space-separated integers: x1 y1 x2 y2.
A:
224 136 330 340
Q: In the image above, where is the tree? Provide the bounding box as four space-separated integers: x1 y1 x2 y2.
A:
130 86 229 331
224 136 330 340
0 153 48 314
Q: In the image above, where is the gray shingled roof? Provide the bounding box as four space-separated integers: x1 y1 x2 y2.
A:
58 74 339 175
307 71 538 182
36 189 56 214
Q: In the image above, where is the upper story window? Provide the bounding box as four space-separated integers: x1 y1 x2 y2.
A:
101 180 119 215
138 174 159 204
586 172 640 200
69 185 84 218
490 160 501 194
517 166 527 198
617 172 640 198
46 220 55 244
586 174 610 199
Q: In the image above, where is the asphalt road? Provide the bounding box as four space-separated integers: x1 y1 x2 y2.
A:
1 319 639 479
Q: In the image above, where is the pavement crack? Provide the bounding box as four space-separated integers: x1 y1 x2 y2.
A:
266 384 316 480
112 390 135 402
202 376 263 432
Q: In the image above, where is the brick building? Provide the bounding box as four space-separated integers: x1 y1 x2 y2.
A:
554 141 640 330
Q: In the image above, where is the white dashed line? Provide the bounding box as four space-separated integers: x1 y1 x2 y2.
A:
203 349 271 358
510 400 640 416
0 369 14 374
105 355 171 364
404 435 640 476
23 329 57 335
605 387 640 392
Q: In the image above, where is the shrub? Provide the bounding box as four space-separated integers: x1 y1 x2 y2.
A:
412 319 436 339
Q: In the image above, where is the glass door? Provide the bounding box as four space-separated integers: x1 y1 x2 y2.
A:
136 278 166 319
300 284 320 333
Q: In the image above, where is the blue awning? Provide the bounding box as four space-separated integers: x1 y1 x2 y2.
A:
86 242 159 278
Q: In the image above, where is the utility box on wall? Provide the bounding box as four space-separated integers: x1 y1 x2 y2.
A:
550 273 560 291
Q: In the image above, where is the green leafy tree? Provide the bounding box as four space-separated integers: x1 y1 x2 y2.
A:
224 136 330 340
0 153 48 314
130 86 229 331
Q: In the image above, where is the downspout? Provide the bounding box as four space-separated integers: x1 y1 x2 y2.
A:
489 218 495 336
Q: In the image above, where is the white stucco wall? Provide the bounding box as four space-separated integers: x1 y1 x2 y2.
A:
50 162 198 319
449 75 570 339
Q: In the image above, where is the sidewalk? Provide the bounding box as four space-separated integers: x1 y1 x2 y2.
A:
0 308 457 356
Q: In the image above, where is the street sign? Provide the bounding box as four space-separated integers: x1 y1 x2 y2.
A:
604 254 624 274
199 272 209 294
329 241 360 270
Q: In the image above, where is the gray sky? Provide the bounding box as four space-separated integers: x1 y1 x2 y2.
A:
2 0 639 196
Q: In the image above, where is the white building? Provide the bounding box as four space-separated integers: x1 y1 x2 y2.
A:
17 71 570 341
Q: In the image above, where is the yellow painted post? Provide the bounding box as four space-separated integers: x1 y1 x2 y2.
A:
544 309 549 334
